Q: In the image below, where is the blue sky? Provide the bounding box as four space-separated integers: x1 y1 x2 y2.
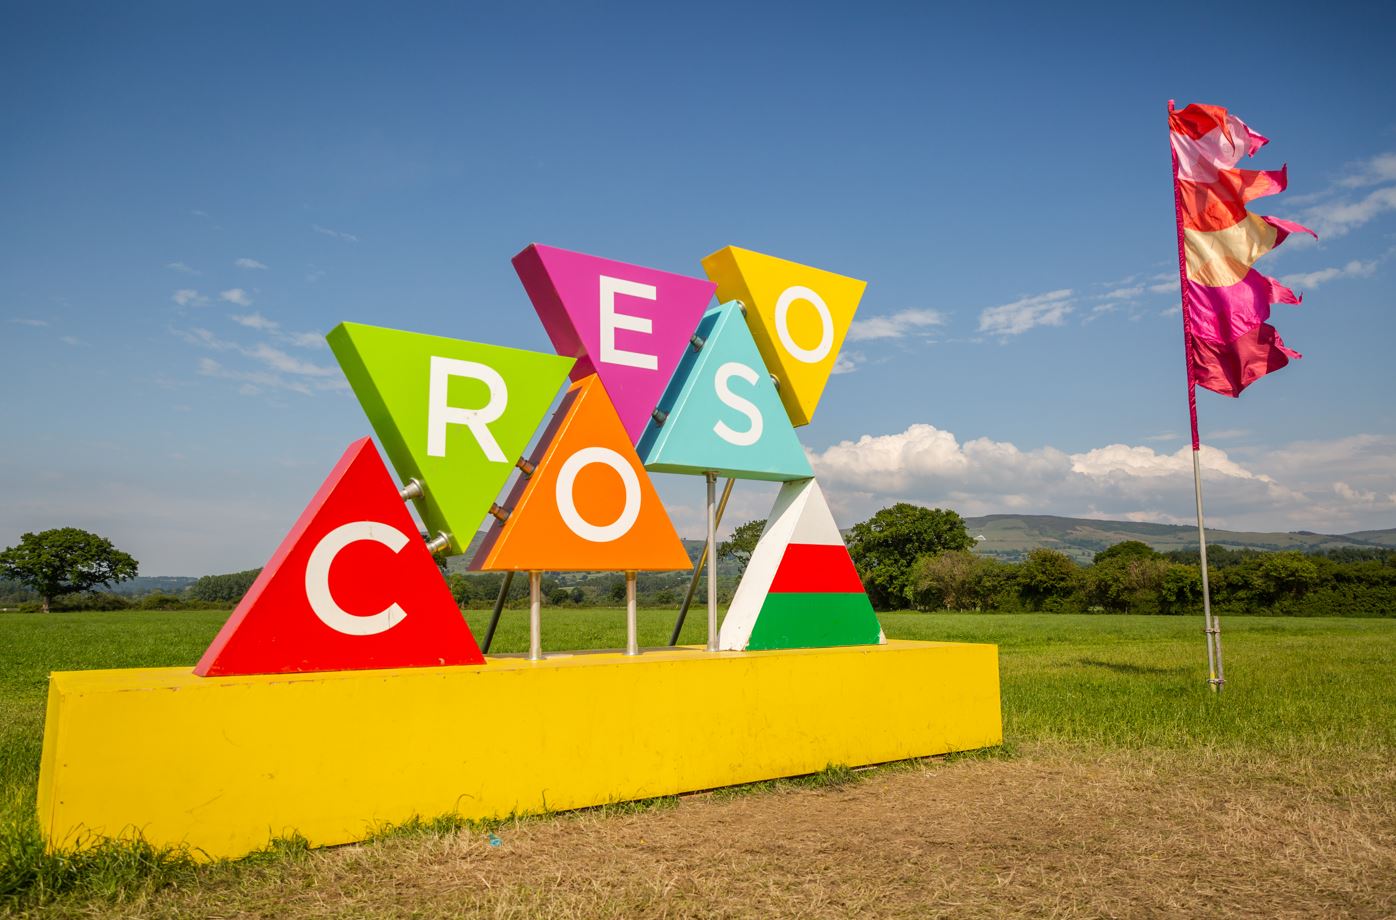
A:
3 2 1394 574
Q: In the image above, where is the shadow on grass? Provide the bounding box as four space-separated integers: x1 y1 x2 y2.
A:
1077 657 1189 676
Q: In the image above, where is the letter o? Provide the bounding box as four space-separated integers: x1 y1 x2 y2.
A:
774 285 834 364
554 446 642 543
304 521 410 636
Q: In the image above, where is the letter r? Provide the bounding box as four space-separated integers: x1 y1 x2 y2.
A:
427 356 508 461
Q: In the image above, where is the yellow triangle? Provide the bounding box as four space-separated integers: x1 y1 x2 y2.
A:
701 247 866 427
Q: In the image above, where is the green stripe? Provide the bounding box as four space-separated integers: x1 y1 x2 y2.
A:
746 591 882 651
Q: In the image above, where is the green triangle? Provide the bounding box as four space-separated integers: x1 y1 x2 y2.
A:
328 322 574 555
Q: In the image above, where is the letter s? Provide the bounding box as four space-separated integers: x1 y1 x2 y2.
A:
713 362 763 447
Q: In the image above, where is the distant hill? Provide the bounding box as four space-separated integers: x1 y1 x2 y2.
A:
963 514 1396 563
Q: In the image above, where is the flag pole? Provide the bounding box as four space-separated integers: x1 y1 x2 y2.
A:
1169 99 1225 693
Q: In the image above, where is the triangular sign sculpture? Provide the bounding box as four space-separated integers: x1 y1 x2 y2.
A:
719 477 883 651
639 302 812 481
328 322 574 555
702 246 866 428
196 438 485 676
513 243 715 444
473 375 691 572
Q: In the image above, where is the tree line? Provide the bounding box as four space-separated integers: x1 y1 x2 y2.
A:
845 503 1396 617
4 514 1393 617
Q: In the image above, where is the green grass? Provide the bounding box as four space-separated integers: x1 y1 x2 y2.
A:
2 607 1394 910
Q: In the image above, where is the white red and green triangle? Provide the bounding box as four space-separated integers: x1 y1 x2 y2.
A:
718 477 883 651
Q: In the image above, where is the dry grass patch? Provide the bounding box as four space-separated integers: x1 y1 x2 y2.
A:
38 745 1393 920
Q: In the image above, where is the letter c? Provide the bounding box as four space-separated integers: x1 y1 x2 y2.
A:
304 521 410 636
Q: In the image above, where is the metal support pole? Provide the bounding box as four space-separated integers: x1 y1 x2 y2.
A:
528 571 542 661
1192 450 1225 691
480 570 514 654
668 478 735 645
706 471 719 652
625 571 639 656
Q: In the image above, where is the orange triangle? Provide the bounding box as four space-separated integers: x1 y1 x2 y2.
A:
474 376 692 572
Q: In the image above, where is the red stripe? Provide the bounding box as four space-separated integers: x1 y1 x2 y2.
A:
1191 323 1299 398
1169 103 1231 140
768 543 865 594
1177 167 1287 232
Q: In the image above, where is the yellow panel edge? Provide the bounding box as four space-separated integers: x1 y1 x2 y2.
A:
38 640 1001 860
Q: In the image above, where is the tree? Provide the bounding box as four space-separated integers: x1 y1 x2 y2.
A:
1017 548 1081 611
0 528 138 613
915 552 1021 611
1093 540 1158 566
719 520 765 570
189 568 262 604
1086 555 1168 613
1249 551 1321 605
1159 563 1202 614
846 504 973 609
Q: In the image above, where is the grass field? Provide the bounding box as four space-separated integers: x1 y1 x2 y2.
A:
2 608 1395 916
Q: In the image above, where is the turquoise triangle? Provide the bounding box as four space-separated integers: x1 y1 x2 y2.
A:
639 303 813 481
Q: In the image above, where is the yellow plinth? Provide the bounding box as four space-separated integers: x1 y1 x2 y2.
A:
38 639 1001 859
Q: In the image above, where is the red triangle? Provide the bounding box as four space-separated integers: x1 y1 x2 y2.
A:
195 438 484 676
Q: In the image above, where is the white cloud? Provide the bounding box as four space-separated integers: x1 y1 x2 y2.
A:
1149 280 1178 294
219 288 253 306
283 331 325 349
227 311 324 349
847 308 946 342
313 224 359 243
199 357 314 397
977 289 1074 336
58 335 86 347
831 352 860 375
305 268 326 283
176 323 341 397
165 261 198 274
1099 285 1144 300
243 342 337 378
172 289 210 307
1301 186 1396 239
1280 259 1377 290
229 311 278 331
1335 152 1396 189
8 317 48 327
234 258 268 270
806 422 1396 533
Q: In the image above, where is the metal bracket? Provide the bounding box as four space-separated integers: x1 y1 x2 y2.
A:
424 532 452 554
689 334 705 352
651 408 668 427
488 503 510 523
515 458 535 477
398 478 424 502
